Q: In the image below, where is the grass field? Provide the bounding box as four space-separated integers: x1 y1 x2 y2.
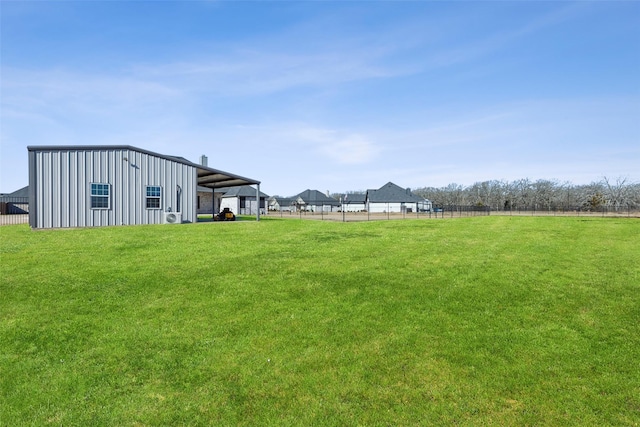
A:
1 217 639 426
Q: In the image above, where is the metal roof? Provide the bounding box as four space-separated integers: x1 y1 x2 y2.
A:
27 145 260 188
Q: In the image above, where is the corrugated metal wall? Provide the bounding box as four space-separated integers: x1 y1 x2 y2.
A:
31 148 197 228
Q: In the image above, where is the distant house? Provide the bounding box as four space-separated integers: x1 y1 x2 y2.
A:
220 185 269 215
196 186 219 215
0 186 29 199
197 185 267 215
28 145 261 228
341 193 367 212
0 186 29 214
366 182 432 213
268 196 296 212
292 189 341 212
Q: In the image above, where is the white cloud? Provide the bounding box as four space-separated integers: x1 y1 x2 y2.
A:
1 67 183 126
130 48 404 98
275 126 380 165
316 134 381 165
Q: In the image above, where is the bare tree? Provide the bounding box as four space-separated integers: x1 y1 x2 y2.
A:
602 176 629 211
532 179 560 211
383 177 639 212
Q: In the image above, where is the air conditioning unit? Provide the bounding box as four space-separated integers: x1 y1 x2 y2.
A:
163 212 182 224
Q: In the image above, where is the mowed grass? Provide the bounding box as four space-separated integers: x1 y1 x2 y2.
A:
1 217 639 426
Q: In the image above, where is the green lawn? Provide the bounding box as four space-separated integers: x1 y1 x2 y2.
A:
1 217 639 426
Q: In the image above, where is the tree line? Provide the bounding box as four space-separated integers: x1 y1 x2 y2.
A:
412 177 640 211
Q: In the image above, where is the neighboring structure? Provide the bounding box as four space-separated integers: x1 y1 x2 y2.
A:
267 196 296 212
366 182 432 213
220 185 269 215
341 193 367 212
28 145 261 229
265 186 430 214
0 186 29 215
197 185 268 215
197 186 217 215
292 189 341 212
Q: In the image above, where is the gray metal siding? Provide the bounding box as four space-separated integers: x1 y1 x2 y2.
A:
28 151 37 228
31 148 197 228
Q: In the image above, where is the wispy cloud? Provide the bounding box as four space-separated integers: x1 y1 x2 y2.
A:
423 3 588 70
126 3 588 99
293 128 382 165
2 67 181 114
131 48 406 97
2 3 585 115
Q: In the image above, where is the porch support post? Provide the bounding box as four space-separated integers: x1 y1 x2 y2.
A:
212 187 216 217
256 184 261 221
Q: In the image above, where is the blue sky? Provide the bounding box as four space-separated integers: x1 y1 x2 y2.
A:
1 1 639 196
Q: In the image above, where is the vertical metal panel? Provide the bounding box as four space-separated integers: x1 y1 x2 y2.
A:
28 150 37 228
42 152 51 228
78 151 87 227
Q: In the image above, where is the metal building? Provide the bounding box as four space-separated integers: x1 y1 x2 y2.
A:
28 145 260 229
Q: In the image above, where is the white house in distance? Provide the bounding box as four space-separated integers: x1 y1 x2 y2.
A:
341 193 367 212
265 184 431 214
27 145 261 229
220 185 269 215
267 196 296 212
366 182 432 213
292 189 341 212
197 185 268 216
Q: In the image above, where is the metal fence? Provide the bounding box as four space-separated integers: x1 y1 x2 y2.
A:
268 204 490 222
0 197 29 225
4 199 636 227
267 204 639 222
491 205 640 218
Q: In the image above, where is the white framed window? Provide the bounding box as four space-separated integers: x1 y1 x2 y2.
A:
146 186 162 209
90 183 110 209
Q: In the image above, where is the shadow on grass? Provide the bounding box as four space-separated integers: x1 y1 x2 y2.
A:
197 215 261 223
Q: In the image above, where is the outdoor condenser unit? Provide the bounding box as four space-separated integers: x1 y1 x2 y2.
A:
163 212 182 224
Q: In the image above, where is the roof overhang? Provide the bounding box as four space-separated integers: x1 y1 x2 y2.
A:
196 167 260 189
